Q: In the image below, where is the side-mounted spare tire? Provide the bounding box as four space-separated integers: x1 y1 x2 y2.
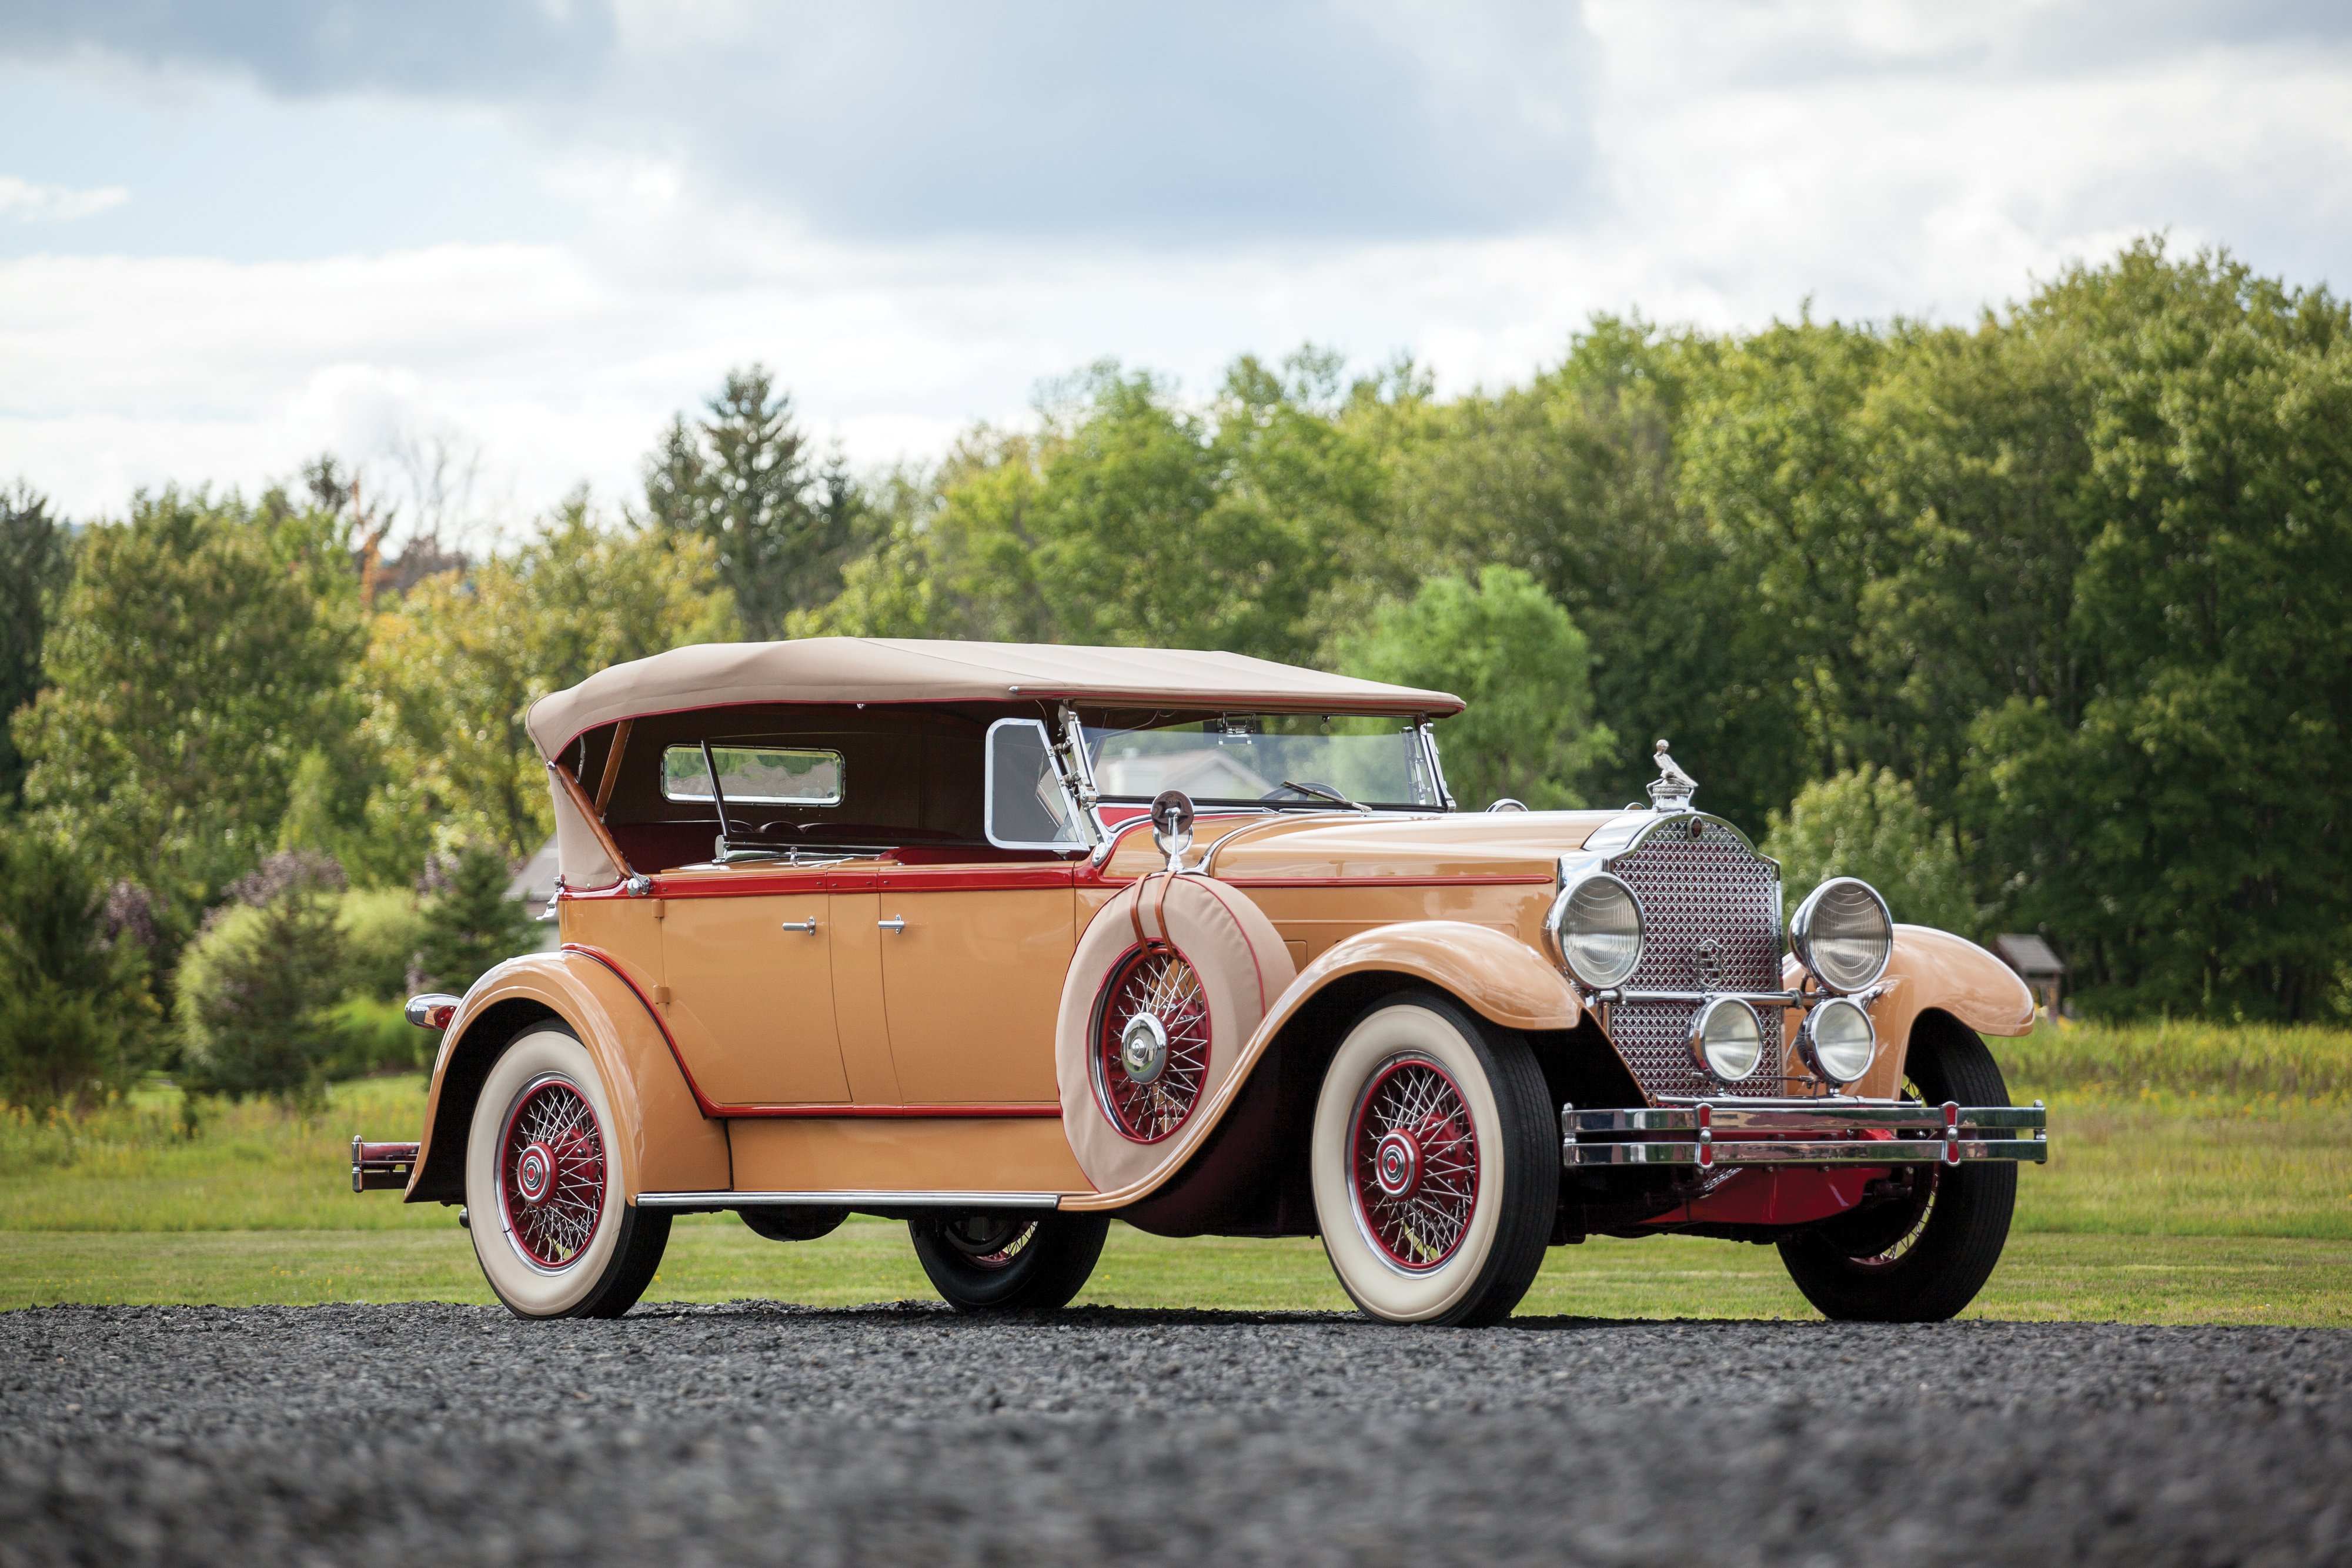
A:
1054 871 1297 1194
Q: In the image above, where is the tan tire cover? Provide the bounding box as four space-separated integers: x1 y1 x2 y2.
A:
465 1028 627 1318
1056 872 1297 1193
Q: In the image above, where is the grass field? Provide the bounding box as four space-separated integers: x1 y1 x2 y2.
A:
5 1022 2349 1323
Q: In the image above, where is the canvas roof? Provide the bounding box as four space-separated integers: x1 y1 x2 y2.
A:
526 638 1465 760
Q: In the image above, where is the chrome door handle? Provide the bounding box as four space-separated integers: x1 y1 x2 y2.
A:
780 919 818 934
878 916 907 934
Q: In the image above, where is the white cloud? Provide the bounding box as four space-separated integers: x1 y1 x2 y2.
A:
0 174 127 221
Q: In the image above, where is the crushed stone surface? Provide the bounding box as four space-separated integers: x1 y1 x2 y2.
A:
4 1300 2348 1566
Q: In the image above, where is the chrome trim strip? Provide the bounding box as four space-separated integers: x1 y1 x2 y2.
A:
635 1189 1068 1210
1562 1137 2049 1167
1571 1102 2047 1134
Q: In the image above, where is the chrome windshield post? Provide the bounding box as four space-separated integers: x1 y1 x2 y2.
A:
1053 703 1112 860
1415 718 1456 812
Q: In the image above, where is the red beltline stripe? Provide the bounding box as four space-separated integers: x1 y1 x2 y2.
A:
561 943 1060 1121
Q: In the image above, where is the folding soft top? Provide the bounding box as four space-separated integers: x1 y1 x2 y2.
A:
524 638 1464 761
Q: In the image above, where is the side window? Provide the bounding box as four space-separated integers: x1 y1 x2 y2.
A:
984 720 1087 850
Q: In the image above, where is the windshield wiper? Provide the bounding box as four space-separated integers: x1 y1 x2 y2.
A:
1279 780 1371 813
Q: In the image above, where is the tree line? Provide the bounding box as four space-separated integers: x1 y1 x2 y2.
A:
1 237 2346 1108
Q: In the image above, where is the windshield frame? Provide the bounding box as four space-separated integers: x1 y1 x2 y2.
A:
1074 710 1456 816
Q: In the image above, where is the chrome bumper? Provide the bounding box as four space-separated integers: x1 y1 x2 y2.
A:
351 1136 421 1192
1560 1099 2047 1169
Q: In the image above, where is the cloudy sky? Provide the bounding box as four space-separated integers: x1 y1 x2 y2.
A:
3 1 2348 539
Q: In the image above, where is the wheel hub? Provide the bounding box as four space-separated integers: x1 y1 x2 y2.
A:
1119 1012 1170 1084
1374 1129 1421 1198
513 1142 555 1206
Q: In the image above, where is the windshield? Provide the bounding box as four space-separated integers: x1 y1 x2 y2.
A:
1083 715 1444 810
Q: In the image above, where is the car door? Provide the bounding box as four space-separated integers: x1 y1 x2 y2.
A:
659 872 851 1106
859 861 1076 1105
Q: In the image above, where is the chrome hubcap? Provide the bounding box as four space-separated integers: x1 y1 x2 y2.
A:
514 1143 554 1206
1120 1012 1170 1084
1374 1129 1421 1198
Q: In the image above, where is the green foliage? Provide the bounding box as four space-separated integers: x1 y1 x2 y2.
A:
335 887 427 1002
412 845 539 995
0 829 159 1111
0 480 73 807
175 852 351 1105
12 487 364 920
1763 765 1975 933
1991 1019 2352 1104
643 365 861 638
1334 566 1613 809
358 494 737 868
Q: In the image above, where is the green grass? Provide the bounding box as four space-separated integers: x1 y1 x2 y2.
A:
5 1021 2350 1323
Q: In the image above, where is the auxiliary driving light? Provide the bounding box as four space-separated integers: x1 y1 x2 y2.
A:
1689 995 1766 1083
1799 995 1876 1085
1790 877 1895 994
1543 870 1646 989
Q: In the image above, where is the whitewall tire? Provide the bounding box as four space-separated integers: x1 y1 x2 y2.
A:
463 1025 670 1319
1311 994 1556 1326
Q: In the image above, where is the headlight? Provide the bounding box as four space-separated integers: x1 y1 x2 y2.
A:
1543 870 1645 989
1799 995 1876 1085
1790 877 1893 994
1688 996 1766 1083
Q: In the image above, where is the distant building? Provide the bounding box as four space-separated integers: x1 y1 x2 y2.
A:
1993 933 2066 1016
507 838 563 952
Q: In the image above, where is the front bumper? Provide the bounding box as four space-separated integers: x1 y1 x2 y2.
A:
1561 1099 2047 1169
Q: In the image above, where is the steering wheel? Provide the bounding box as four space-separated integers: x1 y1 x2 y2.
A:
1261 780 1347 804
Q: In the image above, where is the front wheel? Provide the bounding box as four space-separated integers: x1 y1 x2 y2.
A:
909 1212 1110 1312
463 1025 670 1319
1310 992 1557 1326
1778 1014 2017 1322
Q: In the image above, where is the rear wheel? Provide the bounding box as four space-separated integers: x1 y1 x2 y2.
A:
1309 992 1556 1326
464 1025 670 1319
1778 1014 2017 1322
908 1212 1110 1312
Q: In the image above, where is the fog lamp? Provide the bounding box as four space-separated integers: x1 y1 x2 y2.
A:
1688 996 1765 1084
1543 871 1646 989
1790 877 1895 994
1800 995 1876 1085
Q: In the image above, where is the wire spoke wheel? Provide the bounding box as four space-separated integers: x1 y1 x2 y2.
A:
499 1075 607 1271
1092 945 1211 1142
940 1216 1038 1271
1348 1052 1482 1273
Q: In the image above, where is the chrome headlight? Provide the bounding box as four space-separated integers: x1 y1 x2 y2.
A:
1799 995 1876 1085
1543 870 1645 989
1790 877 1893 994
1688 996 1766 1084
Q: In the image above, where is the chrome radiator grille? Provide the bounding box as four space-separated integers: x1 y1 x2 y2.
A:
1602 817 1788 1101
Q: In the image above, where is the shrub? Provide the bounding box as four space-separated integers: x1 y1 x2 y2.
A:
1764 765 1975 934
0 831 159 1111
412 845 540 996
175 851 350 1104
336 886 426 1002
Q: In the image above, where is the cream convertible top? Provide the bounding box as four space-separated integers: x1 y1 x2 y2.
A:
526 637 1464 761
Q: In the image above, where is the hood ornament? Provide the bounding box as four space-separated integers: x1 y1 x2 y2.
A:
1647 739 1698 813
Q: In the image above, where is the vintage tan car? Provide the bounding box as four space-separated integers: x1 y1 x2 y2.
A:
353 638 2047 1326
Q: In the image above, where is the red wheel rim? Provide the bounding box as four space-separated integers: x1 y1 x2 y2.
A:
1092 945 1211 1143
498 1075 607 1270
1348 1054 1480 1272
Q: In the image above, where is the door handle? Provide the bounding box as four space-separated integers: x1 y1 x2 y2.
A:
878 916 907 934
780 919 818 934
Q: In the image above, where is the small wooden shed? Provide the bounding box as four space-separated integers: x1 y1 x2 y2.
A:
1993 933 2066 1016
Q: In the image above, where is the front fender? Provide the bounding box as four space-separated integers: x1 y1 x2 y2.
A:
405 949 729 1204
1063 920 1577 1212
1789 925 2034 1100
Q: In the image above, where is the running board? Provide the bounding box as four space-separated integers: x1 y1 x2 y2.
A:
635 1189 1067 1211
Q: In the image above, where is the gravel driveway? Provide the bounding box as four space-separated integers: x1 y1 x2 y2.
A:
5 1301 2348 1566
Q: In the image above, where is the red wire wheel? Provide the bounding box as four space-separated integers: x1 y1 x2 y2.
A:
1348 1053 1482 1272
497 1074 608 1270
1091 945 1212 1143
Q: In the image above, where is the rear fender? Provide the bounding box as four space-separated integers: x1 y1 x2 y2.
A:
1065 920 1579 1213
405 950 728 1204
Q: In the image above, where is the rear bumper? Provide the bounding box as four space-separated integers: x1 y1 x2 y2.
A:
1561 1099 2047 1169
351 1136 422 1192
